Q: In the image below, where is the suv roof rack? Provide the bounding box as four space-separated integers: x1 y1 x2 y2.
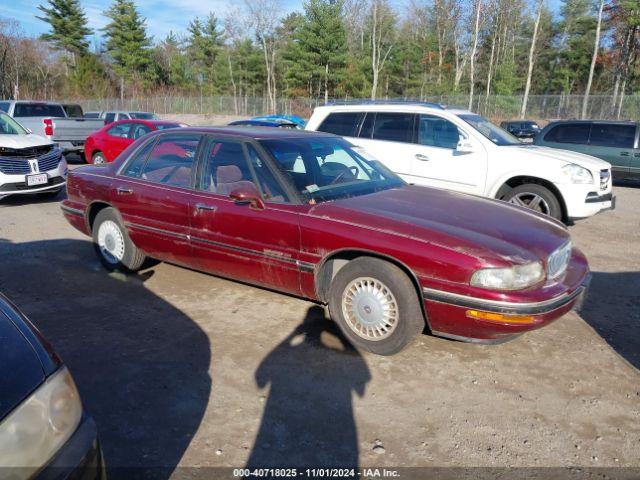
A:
325 99 445 110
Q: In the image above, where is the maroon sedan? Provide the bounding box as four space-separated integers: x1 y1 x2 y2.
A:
62 127 590 355
84 119 185 164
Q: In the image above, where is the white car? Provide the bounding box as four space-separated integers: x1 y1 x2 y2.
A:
0 112 67 200
306 102 614 222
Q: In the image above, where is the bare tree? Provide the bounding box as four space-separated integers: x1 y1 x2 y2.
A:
369 0 395 99
244 0 282 113
520 0 544 118
581 0 605 119
468 0 483 110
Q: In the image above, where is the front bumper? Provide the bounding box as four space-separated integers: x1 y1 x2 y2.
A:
422 251 591 343
556 182 614 220
36 414 105 480
0 160 68 198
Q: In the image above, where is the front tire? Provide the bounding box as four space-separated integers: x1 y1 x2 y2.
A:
328 257 425 356
92 207 146 272
503 183 562 220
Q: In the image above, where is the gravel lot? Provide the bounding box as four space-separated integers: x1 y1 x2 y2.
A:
0 167 639 478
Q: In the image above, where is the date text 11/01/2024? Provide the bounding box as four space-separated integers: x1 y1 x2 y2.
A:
232 468 400 478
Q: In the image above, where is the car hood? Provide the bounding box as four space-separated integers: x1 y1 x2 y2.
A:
0 310 46 419
512 144 611 170
310 185 570 267
0 134 53 149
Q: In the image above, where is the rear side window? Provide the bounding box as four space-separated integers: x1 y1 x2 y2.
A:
544 124 590 144
13 103 65 117
371 112 415 143
0 102 10 113
140 134 200 188
589 124 636 148
317 112 362 137
131 124 152 139
63 104 83 118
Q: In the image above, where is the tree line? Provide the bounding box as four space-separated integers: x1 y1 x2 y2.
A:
0 0 639 117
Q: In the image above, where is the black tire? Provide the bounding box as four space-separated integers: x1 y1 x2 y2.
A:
91 207 146 272
92 151 106 165
328 257 425 356
502 183 562 220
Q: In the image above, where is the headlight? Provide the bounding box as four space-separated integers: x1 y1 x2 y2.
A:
470 262 545 290
561 164 593 184
0 367 82 474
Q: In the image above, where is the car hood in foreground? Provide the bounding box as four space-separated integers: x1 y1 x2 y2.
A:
513 145 611 170
0 309 46 419
0 134 54 150
310 185 570 267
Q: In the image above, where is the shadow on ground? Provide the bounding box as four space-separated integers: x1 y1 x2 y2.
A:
0 237 211 479
247 305 370 469
579 271 640 370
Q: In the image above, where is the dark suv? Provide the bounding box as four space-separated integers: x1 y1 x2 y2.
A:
534 120 639 179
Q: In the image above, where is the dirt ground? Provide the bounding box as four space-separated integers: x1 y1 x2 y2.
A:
0 168 639 478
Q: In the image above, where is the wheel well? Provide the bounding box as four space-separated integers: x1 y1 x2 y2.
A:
315 250 431 331
87 201 111 232
496 176 567 222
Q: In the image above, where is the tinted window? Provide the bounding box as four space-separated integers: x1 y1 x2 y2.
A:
105 113 116 124
84 112 100 119
63 104 83 118
140 134 200 188
371 112 414 143
317 112 362 137
107 123 132 138
589 124 636 148
418 114 462 149
13 103 65 117
359 112 374 138
122 140 156 178
0 102 10 113
131 124 152 140
130 112 156 119
545 124 590 144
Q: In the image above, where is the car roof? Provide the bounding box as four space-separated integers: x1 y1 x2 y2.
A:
546 119 637 126
162 126 334 140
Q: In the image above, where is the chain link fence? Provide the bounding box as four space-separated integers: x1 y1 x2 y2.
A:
74 94 640 122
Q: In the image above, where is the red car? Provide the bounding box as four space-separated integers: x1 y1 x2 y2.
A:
84 119 185 164
62 127 590 355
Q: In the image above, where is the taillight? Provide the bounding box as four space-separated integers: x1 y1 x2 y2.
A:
43 118 54 137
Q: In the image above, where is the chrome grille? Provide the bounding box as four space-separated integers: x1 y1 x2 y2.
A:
0 149 62 175
548 241 572 279
599 169 610 191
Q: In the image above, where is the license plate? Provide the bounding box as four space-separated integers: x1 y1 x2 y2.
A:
26 173 48 186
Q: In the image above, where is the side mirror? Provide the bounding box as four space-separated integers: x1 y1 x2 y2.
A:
456 140 476 154
229 186 265 210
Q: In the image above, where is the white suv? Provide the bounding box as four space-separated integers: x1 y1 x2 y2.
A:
0 113 67 200
306 102 614 222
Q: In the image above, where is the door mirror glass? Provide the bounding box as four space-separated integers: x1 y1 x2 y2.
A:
229 186 265 210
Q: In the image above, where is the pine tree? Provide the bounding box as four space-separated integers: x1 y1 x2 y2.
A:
187 13 225 94
103 0 152 83
36 0 92 56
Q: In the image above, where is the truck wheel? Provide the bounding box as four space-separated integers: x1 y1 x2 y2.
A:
92 152 106 164
328 257 424 356
504 184 562 220
92 207 146 272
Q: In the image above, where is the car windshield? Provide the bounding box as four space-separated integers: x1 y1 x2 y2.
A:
259 137 404 204
458 114 521 146
130 112 156 119
0 113 28 135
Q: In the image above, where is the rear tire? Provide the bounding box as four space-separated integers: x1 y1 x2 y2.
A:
92 151 106 165
503 183 562 220
92 207 146 272
328 257 424 356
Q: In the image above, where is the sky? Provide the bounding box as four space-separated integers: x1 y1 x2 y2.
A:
2 0 563 44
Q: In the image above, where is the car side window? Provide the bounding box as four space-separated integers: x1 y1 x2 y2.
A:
121 139 156 178
105 113 116 124
417 114 463 149
0 102 10 113
131 124 152 140
138 134 200 188
589 124 636 148
317 112 362 137
199 140 254 195
246 145 288 202
545 124 590 144
107 123 132 138
371 112 415 143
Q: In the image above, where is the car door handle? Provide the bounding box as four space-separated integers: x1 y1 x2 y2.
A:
620 152 630 157
116 187 133 195
195 203 217 212
415 154 430 161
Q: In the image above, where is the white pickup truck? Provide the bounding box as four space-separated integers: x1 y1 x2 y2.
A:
0 100 104 156
306 102 614 222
